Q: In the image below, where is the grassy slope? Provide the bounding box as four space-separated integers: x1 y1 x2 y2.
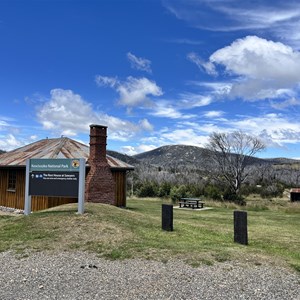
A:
0 198 299 271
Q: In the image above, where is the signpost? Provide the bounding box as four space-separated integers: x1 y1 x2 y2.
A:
25 158 85 215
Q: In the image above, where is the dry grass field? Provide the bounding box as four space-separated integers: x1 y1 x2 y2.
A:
0 197 299 272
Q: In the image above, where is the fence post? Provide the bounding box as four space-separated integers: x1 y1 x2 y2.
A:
234 210 248 245
162 204 173 231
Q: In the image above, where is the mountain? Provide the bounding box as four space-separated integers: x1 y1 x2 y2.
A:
107 150 140 166
132 144 300 169
133 145 208 168
0 150 5 155
111 145 299 186
264 157 300 165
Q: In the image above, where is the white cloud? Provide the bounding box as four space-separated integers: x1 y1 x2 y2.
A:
139 125 213 148
121 144 156 155
150 100 195 119
163 0 300 48
0 117 36 151
203 111 225 118
203 36 300 103
179 93 213 108
189 81 232 96
96 75 163 108
187 52 216 75
116 77 163 107
94 76 118 88
0 120 9 130
210 36 300 81
0 134 23 151
146 92 211 120
36 89 151 142
270 98 300 110
139 118 154 131
37 89 93 133
30 135 38 140
160 128 209 146
134 112 300 153
120 146 136 155
228 113 300 147
127 52 152 73
167 38 203 45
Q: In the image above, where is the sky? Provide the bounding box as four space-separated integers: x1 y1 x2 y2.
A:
1 0 300 159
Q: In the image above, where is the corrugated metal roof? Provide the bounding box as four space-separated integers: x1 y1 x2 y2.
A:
0 137 134 170
290 188 300 193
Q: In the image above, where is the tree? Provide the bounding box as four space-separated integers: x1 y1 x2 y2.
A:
206 131 265 196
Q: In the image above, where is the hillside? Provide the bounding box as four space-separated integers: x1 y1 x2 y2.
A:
133 144 300 167
132 144 276 169
107 150 140 166
133 145 208 168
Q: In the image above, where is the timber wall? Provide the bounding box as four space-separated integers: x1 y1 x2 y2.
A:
112 171 127 207
0 168 127 211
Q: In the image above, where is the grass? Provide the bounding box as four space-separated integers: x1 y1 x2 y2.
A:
0 197 299 272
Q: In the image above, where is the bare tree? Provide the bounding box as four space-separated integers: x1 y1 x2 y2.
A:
206 131 265 195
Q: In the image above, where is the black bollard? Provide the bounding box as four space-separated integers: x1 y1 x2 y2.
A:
162 204 173 231
234 210 248 245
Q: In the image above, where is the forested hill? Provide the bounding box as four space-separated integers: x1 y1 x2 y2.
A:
0 150 5 155
132 144 274 169
110 144 299 169
133 145 208 168
112 144 300 193
107 150 140 166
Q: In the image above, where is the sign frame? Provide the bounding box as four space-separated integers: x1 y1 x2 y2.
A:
24 158 85 215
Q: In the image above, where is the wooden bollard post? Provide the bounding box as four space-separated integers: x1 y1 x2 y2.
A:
234 211 248 245
162 204 173 231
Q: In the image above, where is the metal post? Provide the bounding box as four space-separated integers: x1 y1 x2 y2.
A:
77 158 86 214
24 159 31 216
162 204 173 231
234 210 248 245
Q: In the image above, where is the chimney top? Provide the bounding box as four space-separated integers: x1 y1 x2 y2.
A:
90 124 107 129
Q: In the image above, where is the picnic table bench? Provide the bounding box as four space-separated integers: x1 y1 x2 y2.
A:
178 198 205 209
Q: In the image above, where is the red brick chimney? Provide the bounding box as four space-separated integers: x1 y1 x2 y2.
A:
85 124 116 204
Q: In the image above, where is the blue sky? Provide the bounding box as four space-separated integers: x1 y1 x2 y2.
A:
1 0 300 158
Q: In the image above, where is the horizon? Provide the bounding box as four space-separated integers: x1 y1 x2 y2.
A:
1 0 300 159
1 136 299 161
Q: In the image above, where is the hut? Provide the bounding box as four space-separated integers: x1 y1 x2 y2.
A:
0 125 134 211
290 188 300 202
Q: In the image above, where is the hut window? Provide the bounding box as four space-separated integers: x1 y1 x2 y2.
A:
7 170 17 191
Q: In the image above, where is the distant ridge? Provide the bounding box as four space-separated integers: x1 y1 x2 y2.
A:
107 150 140 166
263 157 300 165
133 145 207 168
131 144 300 168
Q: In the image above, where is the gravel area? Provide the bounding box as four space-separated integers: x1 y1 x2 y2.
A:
0 206 24 215
0 251 299 300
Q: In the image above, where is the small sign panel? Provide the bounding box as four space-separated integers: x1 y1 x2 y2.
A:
29 158 81 197
29 171 79 197
25 158 85 215
29 158 81 172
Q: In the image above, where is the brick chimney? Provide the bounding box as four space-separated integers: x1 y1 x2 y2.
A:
85 124 115 204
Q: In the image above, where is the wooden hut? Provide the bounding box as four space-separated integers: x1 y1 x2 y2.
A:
0 125 134 211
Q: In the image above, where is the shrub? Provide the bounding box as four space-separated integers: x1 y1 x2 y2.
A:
170 185 192 202
204 185 222 201
260 183 284 198
223 189 246 206
240 184 262 196
136 182 159 197
158 182 171 197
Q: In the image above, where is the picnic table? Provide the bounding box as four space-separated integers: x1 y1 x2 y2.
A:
178 198 205 209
